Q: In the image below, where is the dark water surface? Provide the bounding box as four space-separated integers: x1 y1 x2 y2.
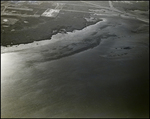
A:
1 15 149 118
1 44 149 118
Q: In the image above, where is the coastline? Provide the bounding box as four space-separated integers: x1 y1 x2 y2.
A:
1 1 149 118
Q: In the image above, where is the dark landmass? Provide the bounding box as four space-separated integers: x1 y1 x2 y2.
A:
1 11 100 46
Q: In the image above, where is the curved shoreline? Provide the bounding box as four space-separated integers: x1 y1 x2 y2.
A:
1 18 106 54
1 15 148 62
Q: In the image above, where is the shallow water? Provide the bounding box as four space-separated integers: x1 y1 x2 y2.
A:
1 16 149 118
1 45 149 118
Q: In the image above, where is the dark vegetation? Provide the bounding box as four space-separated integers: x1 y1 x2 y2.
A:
1 11 99 46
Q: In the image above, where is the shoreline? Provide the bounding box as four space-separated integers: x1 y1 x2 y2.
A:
1 11 100 46
1 1 149 117
1 18 106 54
1 16 149 62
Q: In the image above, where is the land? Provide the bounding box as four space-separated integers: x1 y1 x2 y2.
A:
1 1 149 118
1 1 103 46
1 1 149 46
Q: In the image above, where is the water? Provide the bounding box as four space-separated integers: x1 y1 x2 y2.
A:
1 46 149 118
1 16 149 118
